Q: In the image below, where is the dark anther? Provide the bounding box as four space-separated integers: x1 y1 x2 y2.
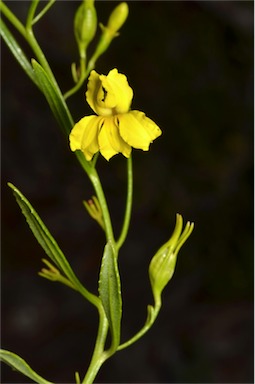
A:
101 86 107 102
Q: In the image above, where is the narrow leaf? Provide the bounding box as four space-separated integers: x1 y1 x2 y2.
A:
0 349 53 384
8 182 65 271
31 61 91 174
0 19 39 87
31 59 73 136
7 182 96 303
99 242 122 351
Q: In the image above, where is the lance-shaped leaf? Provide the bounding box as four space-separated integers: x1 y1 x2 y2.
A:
31 59 73 136
0 19 39 87
99 242 122 351
8 182 99 306
0 349 53 384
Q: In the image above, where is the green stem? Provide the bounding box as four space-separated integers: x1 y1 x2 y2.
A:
118 299 161 351
0 1 27 38
81 305 109 384
89 166 116 246
64 56 87 100
74 151 115 247
116 156 133 251
26 0 39 29
26 27 58 89
31 0 56 25
1 0 58 89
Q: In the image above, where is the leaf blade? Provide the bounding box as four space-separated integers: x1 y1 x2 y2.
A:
8 182 64 270
31 59 73 136
0 349 53 384
0 19 38 86
7 182 96 304
98 242 122 351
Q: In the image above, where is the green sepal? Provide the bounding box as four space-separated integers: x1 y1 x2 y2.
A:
31 59 73 136
0 19 38 87
98 241 122 351
8 182 99 306
0 349 53 384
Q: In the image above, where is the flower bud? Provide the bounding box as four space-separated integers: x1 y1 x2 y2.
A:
106 2 129 36
74 0 97 56
149 214 194 305
83 195 105 229
88 2 129 69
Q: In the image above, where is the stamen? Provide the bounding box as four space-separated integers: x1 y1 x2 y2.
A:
101 86 107 102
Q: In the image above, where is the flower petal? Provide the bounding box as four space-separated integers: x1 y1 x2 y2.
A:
86 69 133 117
98 116 131 160
131 111 162 141
101 69 133 114
69 115 101 161
118 111 161 150
86 71 112 116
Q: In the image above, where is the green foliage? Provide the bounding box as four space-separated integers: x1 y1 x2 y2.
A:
1 1 194 383
99 242 122 351
32 60 73 135
7 182 99 306
0 350 53 384
0 19 38 86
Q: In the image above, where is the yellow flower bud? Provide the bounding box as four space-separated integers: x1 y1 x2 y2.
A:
74 0 97 56
107 2 129 36
88 2 129 66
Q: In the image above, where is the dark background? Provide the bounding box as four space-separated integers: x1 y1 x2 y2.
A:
2 1 253 383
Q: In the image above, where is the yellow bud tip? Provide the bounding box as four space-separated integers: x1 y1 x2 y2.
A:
107 2 129 33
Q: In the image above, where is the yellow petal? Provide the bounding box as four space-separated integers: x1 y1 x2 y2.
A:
118 111 161 150
131 110 162 140
86 69 133 117
86 71 112 116
101 69 133 114
69 115 101 161
98 116 131 160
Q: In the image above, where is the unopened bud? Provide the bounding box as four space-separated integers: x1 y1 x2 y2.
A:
74 0 97 56
106 2 129 36
83 195 104 229
87 2 129 70
149 214 194 305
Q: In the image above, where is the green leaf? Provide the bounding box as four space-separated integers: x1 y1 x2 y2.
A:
8 182 99 305
0 349 53 384
0 19 39 87
31 59 73 136
99 242 122 351
8 182 66 271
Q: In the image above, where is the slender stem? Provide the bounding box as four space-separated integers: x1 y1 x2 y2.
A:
1 0 58 89
26 27 58 89
64 56 87 100
26 0 39 29
32 0 56 25
117 300 162 351
81 305 109 384
0 1 27 39
116 156 133 251
74 152 115 248
88 166 115 246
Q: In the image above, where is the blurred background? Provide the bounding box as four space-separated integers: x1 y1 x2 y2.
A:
2 1 253 383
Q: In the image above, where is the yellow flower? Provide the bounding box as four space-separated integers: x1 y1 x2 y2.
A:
69 68 162 161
